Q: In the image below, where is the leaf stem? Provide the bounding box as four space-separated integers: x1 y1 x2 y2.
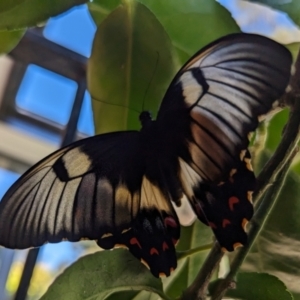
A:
251 120 269 171
180 243 223 300
176 243 214 261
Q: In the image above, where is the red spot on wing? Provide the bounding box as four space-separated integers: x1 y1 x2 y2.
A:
162 241 169 251
172 238 178 245
130 237 142 249
164 217 178 228
222 219 231 228
228 196 239 211
150 247 159 255
208 222 217 229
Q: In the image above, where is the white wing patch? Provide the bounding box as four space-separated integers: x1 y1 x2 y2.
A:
62 148 92 177
180 71 203 105
178 158 202 199
115 184 139 227
141 176 172 214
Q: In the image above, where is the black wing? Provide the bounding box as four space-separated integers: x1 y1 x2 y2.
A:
157 33 293 250
0 131 180 277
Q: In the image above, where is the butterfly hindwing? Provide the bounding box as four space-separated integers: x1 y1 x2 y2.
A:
187 150 255 250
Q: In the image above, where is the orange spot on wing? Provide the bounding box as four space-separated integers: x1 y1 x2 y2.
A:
247 191 253 203
221 247 228 253
242 218 249 230
208 222 217 229
222 219 231 228
150 247 159 255
233 242 243 250
130 237 142 249
228 196 239 211
162 241 169 251
244 158 253 171
159 272 167 278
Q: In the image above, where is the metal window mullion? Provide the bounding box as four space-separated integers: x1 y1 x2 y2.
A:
14 79 87 300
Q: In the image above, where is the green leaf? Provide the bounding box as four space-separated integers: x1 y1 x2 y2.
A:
246 0 300 27
0 29 24 53
138 0 240 63
39 249 168 300
88 0 240 65
88 1 175 134
230 272 293 300
241 171 300 299
0 0 87 30
265 109 289 152
162 221 213 299
88 0 121 26
210 272 293 300
286 43 300 62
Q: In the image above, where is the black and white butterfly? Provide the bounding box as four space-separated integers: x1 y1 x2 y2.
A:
0 33 292 277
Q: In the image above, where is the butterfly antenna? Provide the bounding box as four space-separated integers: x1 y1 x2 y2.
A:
141 51 159 113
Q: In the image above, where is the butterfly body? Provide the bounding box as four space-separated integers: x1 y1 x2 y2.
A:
0 33 293 277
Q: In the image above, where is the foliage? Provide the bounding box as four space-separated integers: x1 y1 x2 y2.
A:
1 0 300 299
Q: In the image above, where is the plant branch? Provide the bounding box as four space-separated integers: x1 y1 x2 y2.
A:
254 49 300 203
176 243 214 261
180 243 223 300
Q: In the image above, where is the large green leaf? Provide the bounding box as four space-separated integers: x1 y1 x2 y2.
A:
88 0 121 26
240 172 300 300
88 1 175 133
210 272 293 300
138 0 240 63
286 43 300 61
88 0 240 66
0 0 87 30
0 29 24 53
39 249 168 300
247 0 300 27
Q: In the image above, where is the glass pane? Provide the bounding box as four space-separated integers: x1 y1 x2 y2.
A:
0 168 19 200
44 5 96 57
78 91 95 136
16 64 78 126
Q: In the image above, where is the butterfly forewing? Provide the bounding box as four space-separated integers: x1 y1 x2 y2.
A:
157 33 292 251
0 131 180 277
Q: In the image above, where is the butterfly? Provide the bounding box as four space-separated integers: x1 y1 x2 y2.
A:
0 33 292 277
